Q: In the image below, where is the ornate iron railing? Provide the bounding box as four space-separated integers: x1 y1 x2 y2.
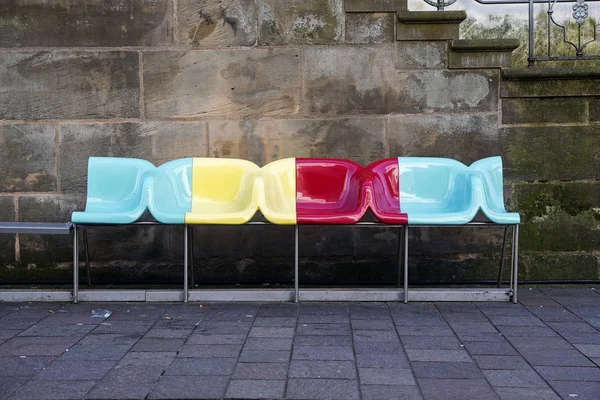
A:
424 0 600 65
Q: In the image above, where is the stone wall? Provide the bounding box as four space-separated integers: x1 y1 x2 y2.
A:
0 0 598 286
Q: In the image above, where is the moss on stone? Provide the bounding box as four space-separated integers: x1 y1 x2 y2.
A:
521 252 599 280
511 182 600 251
503 125 600 181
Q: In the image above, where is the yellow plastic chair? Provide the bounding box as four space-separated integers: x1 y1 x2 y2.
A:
185 158 296 225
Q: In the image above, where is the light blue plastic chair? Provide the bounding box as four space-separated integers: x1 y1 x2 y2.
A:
72 157 193 224
147 158 192 224
398 156 520 225
72 157 155 224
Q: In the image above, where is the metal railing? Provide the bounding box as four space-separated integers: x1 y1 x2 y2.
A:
424 0 600 65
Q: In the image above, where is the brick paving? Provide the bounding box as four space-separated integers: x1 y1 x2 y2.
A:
0 287 599 399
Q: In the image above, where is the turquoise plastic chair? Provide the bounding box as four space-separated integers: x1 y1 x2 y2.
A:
72 157 155 224
398 156 520 225
147 158 192 224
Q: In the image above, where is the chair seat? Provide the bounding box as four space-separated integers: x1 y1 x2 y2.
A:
72 158 156 224
296 158 408 224
72 158 193 225
398 156 520 225
184 158 296 225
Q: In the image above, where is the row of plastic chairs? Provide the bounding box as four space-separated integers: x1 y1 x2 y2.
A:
71 156 520 225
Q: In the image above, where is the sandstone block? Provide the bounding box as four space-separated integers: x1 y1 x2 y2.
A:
0 0 171 47
143 49 300 118
303 45 494 115
502 125 600 181
258 0 344 45
345 13 395 44
0 52 139 120
502 98 588 124
0 124 56 192
449 39 520 69
345 0 407 12
397 10 466 41
177 0 257 46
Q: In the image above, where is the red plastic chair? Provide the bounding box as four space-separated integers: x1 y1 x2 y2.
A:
296 158 408 224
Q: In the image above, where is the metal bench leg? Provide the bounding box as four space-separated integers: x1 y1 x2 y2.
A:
184 225 189 303
294 225 299 303
497 227 509 288
73 225 79 303
397 227 404 288
512 225 519 304
404 226 409 304
189 226 195 289
83 229 91 288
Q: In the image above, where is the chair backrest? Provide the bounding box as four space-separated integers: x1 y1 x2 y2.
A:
149 158 193 224
260 158 296 223
83 157 154 213
369 158 400 213
398 157 471 212
189 158 259 212
296 158 362 212
470 156 506 213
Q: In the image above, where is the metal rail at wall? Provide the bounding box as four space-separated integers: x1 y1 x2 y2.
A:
424 0 600 65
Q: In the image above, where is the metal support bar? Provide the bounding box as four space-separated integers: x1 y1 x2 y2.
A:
73 225 79 304
404 225 409 304
497 227 509 288
512 225 519 303
294 225 299 303
83 229 91 288
397 227 404 288
189 226 195 289
184 225 189 303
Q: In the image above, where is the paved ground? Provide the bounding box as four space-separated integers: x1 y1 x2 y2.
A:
0 287 600 399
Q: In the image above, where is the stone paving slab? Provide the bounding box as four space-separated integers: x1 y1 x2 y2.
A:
0 287 600 399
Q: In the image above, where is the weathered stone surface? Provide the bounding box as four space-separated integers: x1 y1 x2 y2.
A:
511 182 600 252
176 0 257 46
449 40 520 69
143 49 300 118
0 0 172 47
0 124 56 192
17 195 83 266
208 118 386 166
17 195 172 275
503 79 600 98
58 122 206 193
589 97 600 122
345 0 407 12
0 197 16 266
397 11 466 41
502 125 600 181
409 253 504 282
387 114 500 164
345 13 395 44
0 52 139 120
522 252 599 281
304 46 490 115
501 70 600 98
258 0 344 45
354 225 507 258
502 98 588 124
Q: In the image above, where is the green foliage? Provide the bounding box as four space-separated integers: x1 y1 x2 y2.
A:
461 11 600 68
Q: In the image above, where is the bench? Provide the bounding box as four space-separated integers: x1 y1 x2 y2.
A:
70 156 520 304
